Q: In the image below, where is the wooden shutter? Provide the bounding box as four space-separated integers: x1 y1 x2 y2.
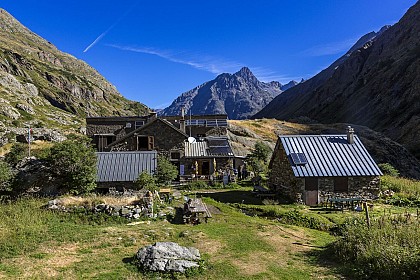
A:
148 136 154 150
305 178 318 191
334 177 348 192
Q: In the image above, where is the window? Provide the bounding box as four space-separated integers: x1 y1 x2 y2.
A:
96 135 115 151
137 136 154 150
305 178 318 191
135 121 145 129
334 177 348 192
170 152 181 160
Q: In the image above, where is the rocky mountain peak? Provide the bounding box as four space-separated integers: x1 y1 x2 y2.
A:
234 67 258 84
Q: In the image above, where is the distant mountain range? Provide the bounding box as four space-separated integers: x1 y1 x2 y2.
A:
160 67 302 119
0 9 149 129
254 1 420 159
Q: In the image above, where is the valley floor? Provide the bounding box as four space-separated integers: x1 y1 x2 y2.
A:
0 193 342 280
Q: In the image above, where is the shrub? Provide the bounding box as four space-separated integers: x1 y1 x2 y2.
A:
252 141 272 163
378 163 400 177
4 143 27 166
0 160 13 190
211 181 224 189
184 180 209 190
135 171 157 192
156 156 178 186
226 182 241 189
246 141 272 176
47 137 97 194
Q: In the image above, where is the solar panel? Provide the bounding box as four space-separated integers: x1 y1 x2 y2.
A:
209 146 233 156
207 138 228 147
290 153 308 165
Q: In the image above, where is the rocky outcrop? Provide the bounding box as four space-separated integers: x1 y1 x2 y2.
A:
254 2 420 160
12 157 54 195
0 9 149 129
135 242 201 273
161 67 301 120
0 127 66 145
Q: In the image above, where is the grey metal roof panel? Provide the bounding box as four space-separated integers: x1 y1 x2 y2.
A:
96 151 157 182
279 135 382 177
184 141 209 157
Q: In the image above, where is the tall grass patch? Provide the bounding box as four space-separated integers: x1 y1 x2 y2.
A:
0 198 125 258
330 216 420 280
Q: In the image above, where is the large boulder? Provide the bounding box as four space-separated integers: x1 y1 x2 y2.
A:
135 242 201 273
12 157 61 196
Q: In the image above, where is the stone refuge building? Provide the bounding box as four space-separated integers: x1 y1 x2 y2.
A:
86 112 235 185
268 127 382 205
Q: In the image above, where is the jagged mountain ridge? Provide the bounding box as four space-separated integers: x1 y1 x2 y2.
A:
161 67 300 119
254 2 420 159
0 8 149 129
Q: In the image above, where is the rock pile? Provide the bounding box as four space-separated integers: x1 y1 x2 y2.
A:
47 199 174 220
135 242 201 273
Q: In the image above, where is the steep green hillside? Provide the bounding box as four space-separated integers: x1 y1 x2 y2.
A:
0 9 149 129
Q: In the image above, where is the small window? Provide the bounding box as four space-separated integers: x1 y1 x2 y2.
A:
334 177 348 192
170 152 181 160
137 136 154 150
125 122 132 128
305 178 318 191
135 121 145 129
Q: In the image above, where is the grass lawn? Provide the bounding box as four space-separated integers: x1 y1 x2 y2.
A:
0 193 341 280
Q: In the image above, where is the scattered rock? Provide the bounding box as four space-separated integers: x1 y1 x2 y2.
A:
1 104 21 119
16 103 35 114
135 242 201 273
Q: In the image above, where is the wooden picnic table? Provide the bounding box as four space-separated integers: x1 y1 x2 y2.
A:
327 197 365 210
184 198 212 224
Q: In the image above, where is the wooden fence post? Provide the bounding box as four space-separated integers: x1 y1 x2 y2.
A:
363 202 371 228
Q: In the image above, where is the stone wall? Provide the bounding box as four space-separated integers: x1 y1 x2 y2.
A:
109 119 186 153
268 142 303 202
317 176 381 203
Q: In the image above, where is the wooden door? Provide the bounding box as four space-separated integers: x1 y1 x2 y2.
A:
305 191 318 206
305 178 318 206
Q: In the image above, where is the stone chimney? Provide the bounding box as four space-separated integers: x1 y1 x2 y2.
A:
179 108 186 133
181 107 185 119
149 111 157 119
347 126 355 144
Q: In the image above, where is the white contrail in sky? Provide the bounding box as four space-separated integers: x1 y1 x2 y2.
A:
83 2 138 53
106 44 242 74
83 30 110 53
107 44 297 83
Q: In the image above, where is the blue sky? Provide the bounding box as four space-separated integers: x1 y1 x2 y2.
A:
1 0 417 109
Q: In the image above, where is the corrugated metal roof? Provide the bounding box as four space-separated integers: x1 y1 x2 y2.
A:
96 151 157 182
184 141 209 157
184 137 234 157
279 135 382 177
